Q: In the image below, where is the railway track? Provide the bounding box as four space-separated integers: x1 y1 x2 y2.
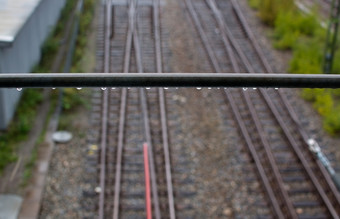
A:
296 0 332 21
185 0 340 217
89 0 340 217
93 0 197 218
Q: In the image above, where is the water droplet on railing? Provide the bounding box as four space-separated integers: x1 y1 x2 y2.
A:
146 87 151 90
101 87 107 90
52 88 56 90
196 87 202 90
243 87 248 91
163 87 168 90
95 187 101 193
76 87 82 90
253 88 257 90
275 88 279 90
16 88 22 92
111 87 116 90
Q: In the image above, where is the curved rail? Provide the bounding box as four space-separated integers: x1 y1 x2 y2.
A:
230 0 340 213
186 0 340 217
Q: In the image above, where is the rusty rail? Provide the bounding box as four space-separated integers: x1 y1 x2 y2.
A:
98 0 112 218
230 0 340 216
133 1 162 216
112 1 134 218
187 0 340 217
185 0 286 216
153 0 176 217
206 0 297 217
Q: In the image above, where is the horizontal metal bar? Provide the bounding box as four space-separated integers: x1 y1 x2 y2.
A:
0 73 340 88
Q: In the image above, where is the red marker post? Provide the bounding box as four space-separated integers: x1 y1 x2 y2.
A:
143 143 152 219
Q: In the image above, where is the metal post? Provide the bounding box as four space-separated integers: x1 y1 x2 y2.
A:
324 0 340 74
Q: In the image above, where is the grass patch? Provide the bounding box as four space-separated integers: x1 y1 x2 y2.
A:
21 91 59 185
248 0 294 26
3 0 95 176
0 89 43 174
62 88 90 112
289 38 324 74
71 0 97 73
22 144 39 185
58 88 91 131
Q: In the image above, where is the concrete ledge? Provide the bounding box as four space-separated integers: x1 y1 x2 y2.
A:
0 194 23 219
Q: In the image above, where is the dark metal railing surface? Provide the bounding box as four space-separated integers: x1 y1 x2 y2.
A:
1 73 340 88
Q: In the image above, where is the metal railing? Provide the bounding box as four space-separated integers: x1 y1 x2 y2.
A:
1 73 340 88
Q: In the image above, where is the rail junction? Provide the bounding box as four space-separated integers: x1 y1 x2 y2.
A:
20 0 340 218
91 0 340 218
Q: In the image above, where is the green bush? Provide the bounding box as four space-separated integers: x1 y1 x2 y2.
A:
248 0 261 9
313 91 333 116
273 10 319 50
297 13 318 36
301 88 324 101
247 0 340 136
289 38 323 74
332 50 340 74
324 108 340 135
13 89 43 137
0 89 43 174
331 88 340 98
274 30 299 50
62 88 87 111
258 0 294 26
0 142 17 172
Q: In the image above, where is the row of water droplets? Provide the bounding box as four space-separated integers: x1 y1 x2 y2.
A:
15 87 281 91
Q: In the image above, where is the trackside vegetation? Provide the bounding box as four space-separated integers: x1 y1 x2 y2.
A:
33 0 96 112
0 89 43 174
0 0 96 174
248 0 340 135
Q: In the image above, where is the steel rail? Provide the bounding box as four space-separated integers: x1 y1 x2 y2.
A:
112 1 134 218
233 0 340 208
2 73 340 88
262 89 339 217
153 0 176 217
133 3 162 217
231 0 340 208
229 0 340 216
205 1 298 216
184 0 285 217
223 90 285 218
205 0 238 71
99 1 112 218
205 0 297 216
242 0 340 203
185 0 220 72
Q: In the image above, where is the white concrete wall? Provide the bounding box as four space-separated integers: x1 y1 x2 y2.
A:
0 0 66 130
